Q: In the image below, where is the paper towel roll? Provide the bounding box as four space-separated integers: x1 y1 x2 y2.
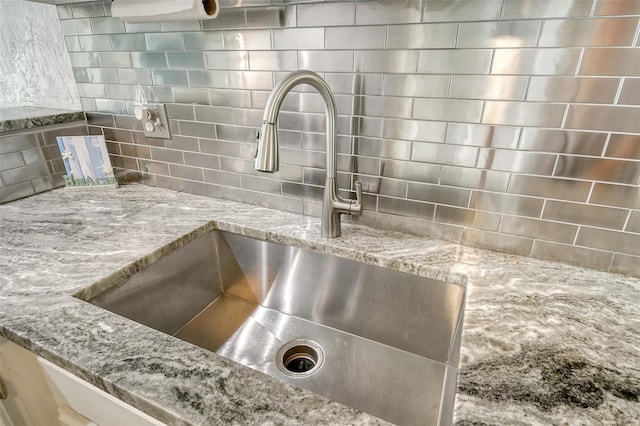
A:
112 0 219 23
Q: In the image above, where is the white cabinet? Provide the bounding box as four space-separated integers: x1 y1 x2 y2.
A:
0 337 165 426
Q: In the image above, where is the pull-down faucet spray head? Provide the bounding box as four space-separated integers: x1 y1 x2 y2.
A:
254 122 279 173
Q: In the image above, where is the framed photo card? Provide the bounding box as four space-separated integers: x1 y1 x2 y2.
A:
56 135 117 189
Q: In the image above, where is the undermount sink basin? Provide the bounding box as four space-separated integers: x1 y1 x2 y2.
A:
83 230 466 425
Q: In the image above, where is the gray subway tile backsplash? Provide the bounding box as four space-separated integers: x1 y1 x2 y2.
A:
297 2 355 27
627 214 640 234
387 23 457 49
525 76 620 104
224 30 271 50
589 183 640 210
491 48 581 75
131 52 167 68
325 26 385 50
618 78 640 106
417 49 492 74
145 32 184 51
456 20 542 48
355 0 423 25
54 0 640 277
79 34 112 51
576 227 640 257
539 16 639 47
542 200 628 230
91 17 125 34
167 52 206 69
579 48 640 76
605 134 640 159
532 241 615 271
462 228 533 256
610 253 640 276
1 122 88 203
565 105 640 133
207 51 250 70
501 0 594 20
499 215 578 245
111 33 146 51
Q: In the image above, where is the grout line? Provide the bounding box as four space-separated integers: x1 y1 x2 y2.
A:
574 47 585 76
601 132 612 157
539 198 547 219
613 77 625 105
559 104 570 129
551 153 560 176
453 22 460 49
498 0 506 19
622 210 632 232
572 225 581 245
585 180 596 204
607 254 615 273
535 18 544 48
633 19 640 46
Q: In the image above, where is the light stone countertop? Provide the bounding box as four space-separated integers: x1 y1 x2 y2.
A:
1 184 638 425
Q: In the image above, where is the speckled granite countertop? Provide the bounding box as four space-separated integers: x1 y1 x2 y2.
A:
0 106 85 133
1 184 638 425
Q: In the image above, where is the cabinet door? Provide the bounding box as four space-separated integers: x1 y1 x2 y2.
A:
38 357 165 426
0 337 60 425
0 337 166 426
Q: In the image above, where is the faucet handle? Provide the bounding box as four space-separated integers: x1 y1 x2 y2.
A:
355 181 362 202
350 181 363 216
254 129 261 158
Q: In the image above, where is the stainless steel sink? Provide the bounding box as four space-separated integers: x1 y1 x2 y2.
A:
85 231 465 426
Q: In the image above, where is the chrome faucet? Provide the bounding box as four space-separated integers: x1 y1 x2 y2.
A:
254 70 363 238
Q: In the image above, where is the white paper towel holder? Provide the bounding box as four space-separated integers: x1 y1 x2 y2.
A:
112 0 219 23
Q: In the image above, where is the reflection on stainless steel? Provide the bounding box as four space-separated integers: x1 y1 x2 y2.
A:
565 105 640 133
89 234 222 335
619 78 640 106
418 49 492 74
538 17 638 47
502 0 594 19
445 123 521 149
508 175 592 202
518 128 607 155
63 0 640 273
355 0 423 25
605 134 640 160
526 76 619 103
297 2 356 27
450 75 528 100
579 48 640 76
254 70 363 237
482 101 565 127
326 26 386 50
499 215 578 245
386 22 457 49
88 230 466 426
491 48 581 75
457 20 541 48
355 50 419 73
555 155 640 185
383 74 450 98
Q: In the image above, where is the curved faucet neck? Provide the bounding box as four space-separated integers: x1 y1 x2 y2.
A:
254 70 363 238
258 70 337 179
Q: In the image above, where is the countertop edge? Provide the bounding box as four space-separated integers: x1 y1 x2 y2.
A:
0 108 86 133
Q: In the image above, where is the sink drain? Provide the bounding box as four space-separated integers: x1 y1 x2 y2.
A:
276 339 324 377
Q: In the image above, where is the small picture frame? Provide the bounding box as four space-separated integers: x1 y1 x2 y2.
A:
56 135 117 189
